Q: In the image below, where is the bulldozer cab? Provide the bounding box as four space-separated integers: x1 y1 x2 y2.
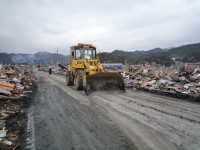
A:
75 47 96 59
70 43 96 60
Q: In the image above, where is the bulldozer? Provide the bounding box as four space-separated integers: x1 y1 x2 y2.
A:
66 43 125 95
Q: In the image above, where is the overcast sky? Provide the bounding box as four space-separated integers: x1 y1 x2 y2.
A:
0 0 200 54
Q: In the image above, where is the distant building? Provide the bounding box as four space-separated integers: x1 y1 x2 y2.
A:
102 63 123 69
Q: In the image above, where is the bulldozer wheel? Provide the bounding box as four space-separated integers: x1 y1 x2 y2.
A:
66 71 74 86
75 70 84 90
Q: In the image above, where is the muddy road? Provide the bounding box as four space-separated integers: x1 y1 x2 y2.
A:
28 71 200 150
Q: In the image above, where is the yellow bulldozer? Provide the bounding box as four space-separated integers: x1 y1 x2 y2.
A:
66 43 125 95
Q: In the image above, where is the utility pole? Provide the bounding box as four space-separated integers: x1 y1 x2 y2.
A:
57 49 58 66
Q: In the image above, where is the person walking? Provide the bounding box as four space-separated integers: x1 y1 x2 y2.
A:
49 67 52 76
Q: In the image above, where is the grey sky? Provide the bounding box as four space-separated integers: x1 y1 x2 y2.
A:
0 0 200 54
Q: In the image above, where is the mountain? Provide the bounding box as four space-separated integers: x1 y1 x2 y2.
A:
97 52 125 63
99 47 173 66
164 43 200 62
98 43 200 66
30 52 69 65
0 52 69 65
1 43 199 66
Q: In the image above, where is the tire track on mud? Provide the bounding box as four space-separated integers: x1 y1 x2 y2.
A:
36 72 200 150
113 94 200 124
32 73 137 150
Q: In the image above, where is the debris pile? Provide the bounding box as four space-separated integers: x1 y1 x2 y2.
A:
0 100 22 149
37 64 67 75
0 65 35 98
0 64 36 149
53 66 66 75
122 64 200 100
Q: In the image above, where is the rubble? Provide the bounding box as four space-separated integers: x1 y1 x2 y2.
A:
0 89 12 96
37 64 67 75
0 64 37 149
0 64 36 98
0 82 14 92
122 64 200 101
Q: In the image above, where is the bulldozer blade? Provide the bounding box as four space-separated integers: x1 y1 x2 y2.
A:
85 72 125 95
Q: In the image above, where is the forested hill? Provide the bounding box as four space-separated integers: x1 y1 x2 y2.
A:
98 43 200 66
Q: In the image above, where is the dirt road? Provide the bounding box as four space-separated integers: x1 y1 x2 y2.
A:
28 71 200 150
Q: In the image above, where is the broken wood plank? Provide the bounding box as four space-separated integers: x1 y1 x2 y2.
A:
0 81 14 91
